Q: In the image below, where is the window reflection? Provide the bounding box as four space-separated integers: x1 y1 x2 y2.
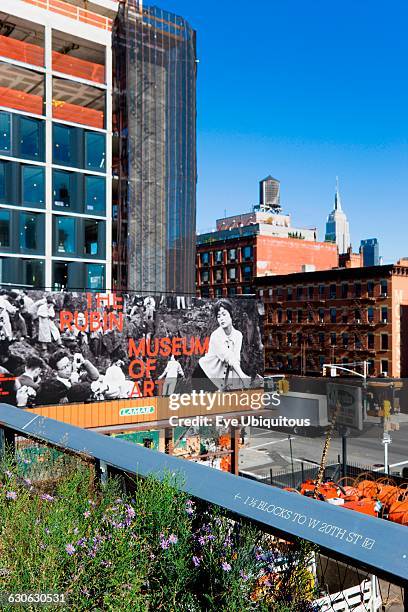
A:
84 220 99 255
22 166 45 207
53 170 72 209
56 216 75 254
85 176 105 214
85 131 105 171
0 162 5 200
20 117 43 160
53 124 74 166
0 210 10 248
20 212 41 251
86 263 105 290
0 112 11 154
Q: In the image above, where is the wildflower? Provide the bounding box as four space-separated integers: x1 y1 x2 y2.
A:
192 556 201 567
65 544 76 556
21 458 30 465
160 539 170 550
100 560 112 567
84 511 91 519
23 478 31 486
44 528 50 535
88 500 96 507
81 588 90 596
77 538 87 547
168 534 178 545
6 491 17 500
222 562 232 572
41 494 54 502
198 536 206 546
40 543 46 550
207 534 215 541
125 505 136 519
4 470 12 478
240 570 249 581
185 500 195 515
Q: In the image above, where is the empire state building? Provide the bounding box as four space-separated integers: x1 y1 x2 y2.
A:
325 178 351 254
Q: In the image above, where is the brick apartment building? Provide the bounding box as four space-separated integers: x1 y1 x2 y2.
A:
196 209 338 298
256 261 408 378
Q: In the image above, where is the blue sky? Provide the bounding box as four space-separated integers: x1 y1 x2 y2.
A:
154 0 408 263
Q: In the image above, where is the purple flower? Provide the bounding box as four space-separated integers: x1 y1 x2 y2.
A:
41 494 54 502
160 539 170 550
88 500 96 507
198 536 206 546
22 459 30 465
192 556 201 567
23 478 31 486
168 534 178 544
240 570 249 581
125 505 136 519
222 562 232 572
44 528 50 535
77 538 87 547
186 506 194 515
185 500 195 515
65 543 76 556
207 534 215 541
4 470 12 478
6 491 17 500
83 510 91 519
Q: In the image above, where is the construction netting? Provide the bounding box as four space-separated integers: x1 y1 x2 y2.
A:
112 0 197 295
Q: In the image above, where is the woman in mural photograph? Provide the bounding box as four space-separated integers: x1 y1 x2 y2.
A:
192 299 251 392
37 296 62 351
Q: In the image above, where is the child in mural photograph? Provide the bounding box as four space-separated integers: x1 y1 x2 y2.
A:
192 299 251 392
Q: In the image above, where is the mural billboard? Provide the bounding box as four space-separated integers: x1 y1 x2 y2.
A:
0 291 264 408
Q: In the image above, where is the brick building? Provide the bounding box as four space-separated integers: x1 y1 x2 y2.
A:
256 262 408 378
196 211 338 298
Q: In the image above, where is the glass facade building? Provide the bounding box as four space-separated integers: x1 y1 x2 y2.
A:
113 0 197 294
0 1 112 290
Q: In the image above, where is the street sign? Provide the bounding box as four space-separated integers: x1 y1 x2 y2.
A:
327 383 363 431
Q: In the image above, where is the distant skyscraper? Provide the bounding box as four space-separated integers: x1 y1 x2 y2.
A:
325 178 351 255
259 176 281 213
361 238 380 267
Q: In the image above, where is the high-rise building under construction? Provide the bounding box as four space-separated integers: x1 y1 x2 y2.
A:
113 0 197 294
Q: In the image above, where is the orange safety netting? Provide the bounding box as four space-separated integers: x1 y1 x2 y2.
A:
22 0 112 31
52 51 105 84
52 99 103 129
0 87 43 115
0 35 44 67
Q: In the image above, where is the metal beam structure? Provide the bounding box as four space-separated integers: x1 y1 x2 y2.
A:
0 404 407 586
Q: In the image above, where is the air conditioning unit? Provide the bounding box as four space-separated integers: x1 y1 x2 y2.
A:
383 319 388 324
356 319 361 324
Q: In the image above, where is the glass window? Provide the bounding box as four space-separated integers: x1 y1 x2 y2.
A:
53 170 72 210
215 269 223 282
330 308 336 323
308 286 314 299
368 333 374 349
354 283 362 298
85 131 105 171
318 308 324 322
381 307 388 323
381 360 388 375
329 284 336 299
23 259 44 288
331 333 336 346
368 306 374 323
215 250 223 264
201 270 209 283
286 309 292 323
296 286 303 299
319 332 325 346
287 332 292 345
297 309 302 323
85 176 105 214
53 124 76 166
20 212 42 252
381 334 389 350
287 287 293 300
355 309 361 321
342 333 349 348
214 287 222 297
380 280 388 296
355 334 362 349
228 248 236 261
84 220 100 256
228 267 236 280
242 245 253 260
200 252 209 265
243 264 251 280
201 287 210 298
341 283 348 298
0 112 11 154
0 162 5 200
55 216 75 254
227 287 236 297
53 262 69 290
0 210 10 248
19 117 43 160
22 166 45 207
319 285 325 298
367 281 374 297
277 309 282 323
86 263 105 290
297 332 302 346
